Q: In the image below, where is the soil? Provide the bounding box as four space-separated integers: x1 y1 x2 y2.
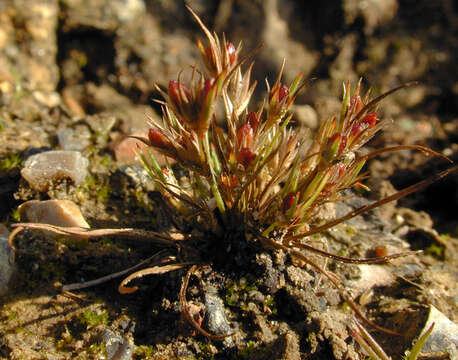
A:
0 1 457 359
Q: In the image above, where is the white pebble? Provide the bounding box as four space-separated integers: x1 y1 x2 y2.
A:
21 150 89 191
18 200 90 228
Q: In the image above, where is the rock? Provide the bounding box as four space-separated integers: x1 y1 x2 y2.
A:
110 131 149 164
85 113 116 136
203 286 232 337
100 329 133 360
346 264 395 296
286 265 314 289
343 0 398 35
32 90 61 108
118 165 154 190
0 224 15 296
63 0 144 31
291 104 318 130
57 127 91 151
18 200 90 228
110 131 173 166
21 150 89 191
414 305 458 356
112 0 145 23
262 0 317 83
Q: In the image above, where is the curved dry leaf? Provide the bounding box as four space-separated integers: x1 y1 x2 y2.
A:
118 263 192 294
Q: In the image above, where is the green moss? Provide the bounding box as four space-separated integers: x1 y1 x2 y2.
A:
88 342 107 357
78 174 112 202
78 309 109 329
196 341 215 360
344 225 357 235
7 311 18 321
425 243 445 260
265 294 277 315
135 345 155 358
237 340 257 358
0 153 22 172
11 207 20 221
56 325 73 350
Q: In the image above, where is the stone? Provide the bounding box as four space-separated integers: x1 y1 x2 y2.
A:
21 150 89 191
0 224 15 296
110 131 149 164
203 286 231 336
118 165 154 190
100 329 133 360
18 200 90 228
57 128 91 151
416 305 458 356
344 0 398 35
110 131 173 166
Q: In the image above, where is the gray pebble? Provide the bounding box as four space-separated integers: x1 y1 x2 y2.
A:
118 165 154 190
57 128 91 151
21 150 89 191
0 224 15 296
100 329 133 360
204 286 231 336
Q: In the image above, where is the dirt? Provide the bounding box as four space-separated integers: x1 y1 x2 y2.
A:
0 0 457 359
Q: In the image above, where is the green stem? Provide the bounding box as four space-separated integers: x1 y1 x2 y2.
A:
202 133 226 214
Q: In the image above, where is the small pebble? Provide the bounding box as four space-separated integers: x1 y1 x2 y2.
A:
118 165 153 189
111 131 173 166
418 305 458 355
100 329 133 360
0 224 15 296
21 150 89 191
57 128 91 151
18 200 90 228
204 286 231 336
32 90 61 108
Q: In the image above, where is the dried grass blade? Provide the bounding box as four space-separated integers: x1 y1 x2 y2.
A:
287 164 458 241
119 263 192 294
292 242 420 264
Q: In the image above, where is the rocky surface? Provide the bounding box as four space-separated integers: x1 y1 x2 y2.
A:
21 150 89 191
0 1 457 359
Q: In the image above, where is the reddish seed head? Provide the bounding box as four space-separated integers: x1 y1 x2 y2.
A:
237 122 254 147
148 128 168 148
337 163 346 177
361 112 377 128
350 121 364 138
282 192 297 213
278 84 290 102
237 147 256 168
202 78 215 101
328 133 346 155
247 112 259 130
339 135 347 154
168 80 190 105
226 43 236 65
168 80 180 104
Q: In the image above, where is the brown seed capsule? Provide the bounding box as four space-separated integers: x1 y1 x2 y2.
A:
237 148 256 168
374 245 388 257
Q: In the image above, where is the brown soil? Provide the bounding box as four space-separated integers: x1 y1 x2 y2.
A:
0 1 457 359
